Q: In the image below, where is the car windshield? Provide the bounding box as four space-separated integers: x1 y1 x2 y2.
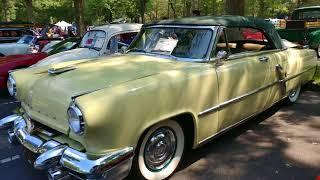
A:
17 35 35 44
79 30 106 51
295 10 320 20
128 27 214 61
60 41 78 50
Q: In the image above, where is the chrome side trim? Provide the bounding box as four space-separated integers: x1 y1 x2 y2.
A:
198 81 277 116
198 67 315 117
198 95 287 145
199 110 259 145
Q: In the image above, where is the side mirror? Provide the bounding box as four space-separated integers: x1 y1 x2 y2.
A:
120 46 128 54
215 50 228 66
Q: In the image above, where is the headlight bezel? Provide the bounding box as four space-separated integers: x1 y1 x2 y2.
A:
67 103 85 135
7 74 17 98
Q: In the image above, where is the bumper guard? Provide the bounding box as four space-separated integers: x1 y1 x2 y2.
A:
0 115 134 180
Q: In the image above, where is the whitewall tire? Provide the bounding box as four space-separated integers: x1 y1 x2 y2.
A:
138 120 185 180
288 85 301 103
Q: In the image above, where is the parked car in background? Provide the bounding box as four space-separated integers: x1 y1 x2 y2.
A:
0 35 39 56
42 37 80 55
277 6 320 56
1 16 317 179
0 27 40 44
41 40 63 52
34 23 142 66
0 37 80 89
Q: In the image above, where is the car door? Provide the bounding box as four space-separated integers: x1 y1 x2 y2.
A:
215 27 279 131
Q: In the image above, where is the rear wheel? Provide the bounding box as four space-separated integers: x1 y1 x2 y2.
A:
287 85 301 103
136 120 185 180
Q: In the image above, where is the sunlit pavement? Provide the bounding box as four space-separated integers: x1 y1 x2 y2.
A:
0 87 319 180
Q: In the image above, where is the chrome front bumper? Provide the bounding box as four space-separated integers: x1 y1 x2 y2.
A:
0 115 134 180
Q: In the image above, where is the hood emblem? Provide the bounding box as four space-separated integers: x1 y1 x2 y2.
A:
48 66 76 75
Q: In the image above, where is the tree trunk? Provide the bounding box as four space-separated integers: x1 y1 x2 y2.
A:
225 0 245 16
185 0 191 16
138 0 147 23
212 0 216 15
2 0 8 22
297 0 308 7
25 0 33 22
169 0 176 18
74 0 85 36
155 0 158 20
258 0 266 18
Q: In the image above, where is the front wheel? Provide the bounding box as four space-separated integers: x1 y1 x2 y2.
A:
136 120 185 180
287 85 301 103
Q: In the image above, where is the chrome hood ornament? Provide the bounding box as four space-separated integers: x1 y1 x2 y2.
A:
48 66 76 75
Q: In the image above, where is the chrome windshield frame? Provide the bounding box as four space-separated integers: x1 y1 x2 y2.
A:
127 25 219 63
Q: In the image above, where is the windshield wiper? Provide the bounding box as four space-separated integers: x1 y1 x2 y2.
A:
150 49 171 54
127 48 147 53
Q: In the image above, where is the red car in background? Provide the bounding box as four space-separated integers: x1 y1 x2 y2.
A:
0 37 80 89
242 28 266 41
0 53 48 88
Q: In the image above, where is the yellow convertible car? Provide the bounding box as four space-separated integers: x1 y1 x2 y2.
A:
1 16 318 180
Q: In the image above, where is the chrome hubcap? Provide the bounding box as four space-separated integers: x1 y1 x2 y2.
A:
289 89 297 98
144 127 177 171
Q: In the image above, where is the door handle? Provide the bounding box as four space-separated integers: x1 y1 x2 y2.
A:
258 56 269 62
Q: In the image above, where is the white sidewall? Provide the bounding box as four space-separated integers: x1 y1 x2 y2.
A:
138 120 184 180
288 85 301 103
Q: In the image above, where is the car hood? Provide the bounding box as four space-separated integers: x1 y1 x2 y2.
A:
0 54 26 65
0 43 28 55
34 48 100 67
18 54 198 134
0 43 19 48
0 43 28 49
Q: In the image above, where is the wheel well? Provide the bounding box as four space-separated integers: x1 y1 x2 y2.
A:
171 113 195 150
0 53 4 57
136 113 196 152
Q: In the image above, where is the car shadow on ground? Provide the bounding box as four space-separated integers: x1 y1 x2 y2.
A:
172 84 320 180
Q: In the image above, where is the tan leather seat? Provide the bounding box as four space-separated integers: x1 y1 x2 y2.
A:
216 43 237 49
242 43 265 51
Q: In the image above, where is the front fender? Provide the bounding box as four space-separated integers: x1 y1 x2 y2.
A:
75 66 218 156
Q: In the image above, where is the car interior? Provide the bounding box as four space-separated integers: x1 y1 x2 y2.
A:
215 27 274 56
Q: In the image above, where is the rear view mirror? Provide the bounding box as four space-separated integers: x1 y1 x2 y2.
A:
216 50 228 59
215 50 228 66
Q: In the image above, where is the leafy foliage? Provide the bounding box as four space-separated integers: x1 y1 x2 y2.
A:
0 0 319 25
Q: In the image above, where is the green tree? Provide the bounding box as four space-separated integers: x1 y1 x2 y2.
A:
225 0 245 15
74 0 85 36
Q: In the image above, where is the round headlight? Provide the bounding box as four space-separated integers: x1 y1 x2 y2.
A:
67 104 85 135
7 75 17 98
